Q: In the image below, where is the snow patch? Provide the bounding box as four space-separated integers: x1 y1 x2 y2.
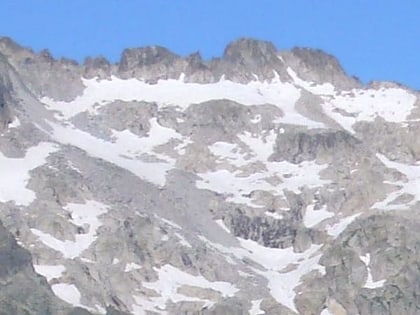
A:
134 264 238 314
67 160 82 173
360 254 386 289
303 204 334 228
286 67 417 133
287 67 336 95
41 76 324 128
174 232 192 248
250 114 262 124
373 154 420 210
196 160 329 208
112 258 120 265
326 213 361 238
238 130 277 161
199 130 330 207
323 88 417 133
125 263 142 272
31 200 109 259
52 283 82 307
46 118 183 187
208 141 249 167
215 219 231 233
249 299 265 315
0 142 58 206
265 211 284 220
51 283 104 314
237 239 324 313
34 264 65 282
155 215 182 229
8 117 21 128
200 236 324 313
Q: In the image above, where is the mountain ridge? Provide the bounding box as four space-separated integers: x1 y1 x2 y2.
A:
0 36 360 87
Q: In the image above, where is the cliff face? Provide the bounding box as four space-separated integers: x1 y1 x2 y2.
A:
0 37 419 315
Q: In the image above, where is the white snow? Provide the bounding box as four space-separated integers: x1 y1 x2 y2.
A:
360 254 386 289
249 299 265 315
287 67 336 95
0 142 58 206
238 270 253 278
237 239 324 313
373 154 420 210
199 130 330 207
286 67 417 133
174 232 192 248
31 200 109 259
134 264 238 314
125 262 142 272
144 264 238 298
196 160 329 208
264 211 284 220
132 296 167 315
250 114 262 124
303 204 334 228
238 130 277 161
326 213 361 238
41 76 324 128
67 160 82 173
51 283 82 307
51 284 104 314
155 215 182 229
323 88 417 133
320 309 334 315
215 219 231 233
277 55 285 63
112 258 120 265
46 118 183 186
208 141 249 167
8 117 21 128
33 264 66 281
199 236 324 313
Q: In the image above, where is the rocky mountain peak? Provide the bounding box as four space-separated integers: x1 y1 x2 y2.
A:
222 37 280 65
280 46 361 89
0 36 28 56
118 46 179 72
83 56 111 79
291 47 343 72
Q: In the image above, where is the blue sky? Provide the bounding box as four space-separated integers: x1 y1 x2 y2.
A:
0 1 418 90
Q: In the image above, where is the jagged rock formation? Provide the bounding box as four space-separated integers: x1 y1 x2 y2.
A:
0 36 419 315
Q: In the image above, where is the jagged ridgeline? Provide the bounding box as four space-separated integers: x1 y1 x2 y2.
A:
0 36 419 315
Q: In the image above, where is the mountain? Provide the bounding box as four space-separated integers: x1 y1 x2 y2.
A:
0 36 419 315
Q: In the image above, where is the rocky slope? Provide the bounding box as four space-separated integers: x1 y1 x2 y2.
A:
0 37 419 315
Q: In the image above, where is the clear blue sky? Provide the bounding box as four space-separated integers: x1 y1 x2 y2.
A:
0 1 418 90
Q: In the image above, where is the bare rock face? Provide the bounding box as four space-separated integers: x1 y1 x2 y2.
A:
0 56 14 132
314 214 420 315
280 47 361 89
273 129 362 163
0 37 419 315
83 56 112 79
0 220 69 315
216 38 288 82
118 46 185 82
0 87 12 131
0 37 84 101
